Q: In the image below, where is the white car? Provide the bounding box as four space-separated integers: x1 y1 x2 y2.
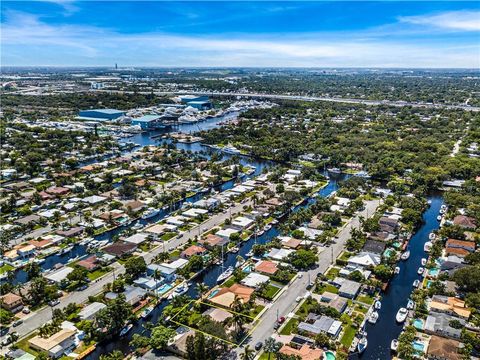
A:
295 296 303 302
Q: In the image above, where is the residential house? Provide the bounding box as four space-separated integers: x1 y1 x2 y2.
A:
102 242 137 258
181 245 207 259
426 335 462 360
347 252 381 268
298 314 342 337
76 256 100 271
209 284 254 308
445 239 475 257
279 344 323 360
1 293 23 313
453 215 477 230
28 328 77 359
78 302 107 321
199 234 229 249
334 278 361 299
254 260 278 275
424 312 465 339
429 296 471 319
241 272 270 288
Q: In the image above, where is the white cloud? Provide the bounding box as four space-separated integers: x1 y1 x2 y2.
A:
399 10 480 32
1 11 479 68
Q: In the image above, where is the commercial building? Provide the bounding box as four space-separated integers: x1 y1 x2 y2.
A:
78 109 125 121
131 115 164 130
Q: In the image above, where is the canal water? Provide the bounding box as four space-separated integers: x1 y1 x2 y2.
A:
360 193 443 360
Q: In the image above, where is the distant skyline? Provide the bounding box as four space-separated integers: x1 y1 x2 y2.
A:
1 1 479 68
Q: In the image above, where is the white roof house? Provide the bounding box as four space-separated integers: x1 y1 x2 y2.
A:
231 216 254 229
45 267 74 283
240 272 270 288
78 302 107 320
161 258 188 270
166 216 187 226
182 208 208 218
297 226 323 240
124 233 149 245
215 228 239 240
267 248 294 260
81 195 107 205
348 252 381 268
144 223 177 235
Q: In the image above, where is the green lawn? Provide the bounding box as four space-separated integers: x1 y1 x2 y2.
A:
259 285 281 300
280 318 298 335
317 283 339 294
87 267 110 281
0 264 14 275
340 325 357 348
169 249 181 259
16 333 39 357
357 295 374 305
326 267 340 280
161 232 177 241
248 304 265 318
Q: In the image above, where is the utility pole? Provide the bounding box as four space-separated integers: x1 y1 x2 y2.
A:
331 247 334 264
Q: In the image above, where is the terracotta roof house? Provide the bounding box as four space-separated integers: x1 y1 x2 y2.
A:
181 245 207 258
279 344 323 360
429 296 471 319
445 247 470 258
265 197 285 207
1 293 23 312
45 186 70 197
255 260 278 275
209 284 254 308
55 227 84 238
427 335 462 360
199 234 229 248
102 242 137 258
76 256 100 271
446 239 475 253
453 215 477 229
124 200 146 212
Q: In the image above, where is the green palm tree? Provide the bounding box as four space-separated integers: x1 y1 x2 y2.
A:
196 282 209 298
264 337 281 360
240 345 255 360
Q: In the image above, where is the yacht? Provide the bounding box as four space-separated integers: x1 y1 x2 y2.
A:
394 266 400 274
140 307 154 319
368 311 379 324
230 247 239 253
417 267 425 275
271 219 279 225
429 232 436 240
413 279 420 288
421 258 427 266
223 146 241 154
245 250 254 258
132 222 143 231
401 250 410 260
235 256 245 268
264 224 272 232
427 200 432 205
141 207 160 220
407 300 415 310
391 339 399 352
437 215 442 221
424 241 433 252
357 337 368 353
439 208 446 215
33 258 46 264
119 324 133 336
216 266 234 284
396 307 408 323
374 300 382 310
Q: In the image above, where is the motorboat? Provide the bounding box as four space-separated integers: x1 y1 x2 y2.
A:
421 258 427 266
327 167 342 174
368 311 379 324
396 307 408 323
429 232 436 240
439 208 446 215
391 339 399 352
394 266 400 274
418 267 425 275
223 146 241 154
413 279 420 288
374 300 382 310
235 256 245 268
33 258 46 264
256 230 265 237
119 324 133 336
441 204 447 210
230 247 239 253
424 241 433 252
271 219 279 225
407 300 415 310
132 222 143 231
264 224 272 232
168 283 189 299
140 307 154 319
437 215 442 221
357 337 368 353
141 207 160 220
427 200 432 205
216 266 234 284
245 250 254 258
401 250 410 260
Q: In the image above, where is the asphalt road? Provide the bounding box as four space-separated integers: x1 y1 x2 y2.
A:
240 199 381 355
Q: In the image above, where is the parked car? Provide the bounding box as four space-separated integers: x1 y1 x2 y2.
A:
255 342 263 351
77 285 88 291
12 320 23 327
22 308 30 314
277 316 286 324
48 299 60 307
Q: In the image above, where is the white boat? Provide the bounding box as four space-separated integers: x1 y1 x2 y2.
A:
394 266 400 274
119 324 133 336
417 267 425 275
264 224 272 232
421 258 427 266
429 232 436 240
327 167 342 174
396 307 408 323
256 230 265 237
141 207 160 220
441 204 447 210
132 222 143 231
217 266 234 284
230 247 239 253
374 300 382 310
401 250 410 260
271 219 279 225
368 311 379 324
223 146 241 154
235 256 245 268
437 215 442 221
34 258 46 264
427 200 432 205
357 337 368 353
140 307 154 319
424 241 433 252
168 283 189 299
413 279 420 288
407 300 415 310
391 339 399 352
439 208 446 214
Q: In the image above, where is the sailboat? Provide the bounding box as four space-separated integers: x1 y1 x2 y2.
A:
216 245 233 283
235 256 245 268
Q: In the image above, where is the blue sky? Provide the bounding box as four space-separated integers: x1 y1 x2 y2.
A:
2 1 479 67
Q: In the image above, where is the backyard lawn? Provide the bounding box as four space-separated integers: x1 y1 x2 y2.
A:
340 325 357 348
357 295 374 305
260 284 281 300
280 318 299 335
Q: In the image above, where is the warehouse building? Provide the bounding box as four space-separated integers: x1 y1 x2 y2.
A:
78 108 125 121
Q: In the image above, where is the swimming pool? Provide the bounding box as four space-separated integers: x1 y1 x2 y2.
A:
428 268 439 277
426 280 433 288
208 289 220 299
243 265 253 273
413 319 424 330
383 248 394 258
325 351 336 360
413 341 425 352
157 283 173 294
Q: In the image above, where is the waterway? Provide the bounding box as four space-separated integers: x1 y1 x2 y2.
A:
360 193 443 360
